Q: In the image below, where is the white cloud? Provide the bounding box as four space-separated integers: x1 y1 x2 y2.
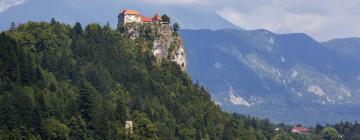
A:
217 6 331 40
0 0 26 13
215 0 360 41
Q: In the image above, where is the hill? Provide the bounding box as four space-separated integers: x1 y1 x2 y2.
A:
0 20 280 140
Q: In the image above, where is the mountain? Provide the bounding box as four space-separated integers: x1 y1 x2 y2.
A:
181 29 360 125
0 0 238 31
322 37 360 61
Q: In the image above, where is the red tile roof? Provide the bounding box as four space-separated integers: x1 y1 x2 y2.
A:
121 9 141 15
152 14 162 21
291 126 309 133
141 16 152 22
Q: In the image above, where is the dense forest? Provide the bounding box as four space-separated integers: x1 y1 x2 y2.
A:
0 19 359 140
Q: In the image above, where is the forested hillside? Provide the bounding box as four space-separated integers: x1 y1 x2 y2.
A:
0 20 275 140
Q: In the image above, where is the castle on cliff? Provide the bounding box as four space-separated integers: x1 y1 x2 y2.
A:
117 9 187 71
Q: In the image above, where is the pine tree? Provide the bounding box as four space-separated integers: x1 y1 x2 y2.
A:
173 23 180 32
161 14 171 23
73 22 83 35
10 22 16 31
50 18 57 25
77 80 98 123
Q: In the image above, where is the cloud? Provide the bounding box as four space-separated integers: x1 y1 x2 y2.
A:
217 8 328 34
214 0 360 41
0 0 26 13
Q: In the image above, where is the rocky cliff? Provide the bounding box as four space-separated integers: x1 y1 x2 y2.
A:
121 23 187 71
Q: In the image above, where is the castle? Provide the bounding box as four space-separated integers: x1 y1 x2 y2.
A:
118 9 166 26
118 9 187 71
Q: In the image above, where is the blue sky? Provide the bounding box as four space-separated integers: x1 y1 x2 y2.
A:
1 0 360 41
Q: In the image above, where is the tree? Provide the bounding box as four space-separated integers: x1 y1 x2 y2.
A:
10 22 16 31
73 22 83 35
161 14 170 23
315 123 324 133
116 101 128 122
50 18 57 25
173 23 180 32
68 115 88 139
77 80 98 123
322 127 341 140
271 132 295 140
41 118 70 140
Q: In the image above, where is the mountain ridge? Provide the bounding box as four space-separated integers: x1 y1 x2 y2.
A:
181 28 360 125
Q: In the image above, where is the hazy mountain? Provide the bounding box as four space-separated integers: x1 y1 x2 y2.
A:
322 37 360 61
181 29 360 125
0 0 238 30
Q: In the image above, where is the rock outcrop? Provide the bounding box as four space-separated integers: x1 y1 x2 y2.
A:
121 23 187 71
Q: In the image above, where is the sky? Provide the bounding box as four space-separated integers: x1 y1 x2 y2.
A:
1 0 360 41
0 0 25 12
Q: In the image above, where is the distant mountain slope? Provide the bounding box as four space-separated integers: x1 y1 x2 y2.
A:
181 29 360 125
322 37 360 60
0 0 238 30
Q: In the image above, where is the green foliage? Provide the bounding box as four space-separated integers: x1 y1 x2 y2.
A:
172 23 180 32
161 14 170 23
322 127 341 140
272 131 295 140
72 22 83 35
10 22 16 31
68 115 88 139
41 118 70 140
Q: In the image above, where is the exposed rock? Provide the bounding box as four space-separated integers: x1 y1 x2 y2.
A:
121 23 187 71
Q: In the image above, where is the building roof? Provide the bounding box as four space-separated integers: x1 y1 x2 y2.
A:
121 9 141 15
141 16 152 22
152 14 162 21
292 126 309 133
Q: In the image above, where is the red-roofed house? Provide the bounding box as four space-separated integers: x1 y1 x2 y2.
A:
291 126 309 134
152 14 162 24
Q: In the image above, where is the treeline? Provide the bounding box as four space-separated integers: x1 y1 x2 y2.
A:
315 121 360 140
0 19 276 140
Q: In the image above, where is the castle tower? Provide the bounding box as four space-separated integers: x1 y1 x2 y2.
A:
118 9 142 26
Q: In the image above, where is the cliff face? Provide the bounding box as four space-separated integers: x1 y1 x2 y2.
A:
122 23 187 71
